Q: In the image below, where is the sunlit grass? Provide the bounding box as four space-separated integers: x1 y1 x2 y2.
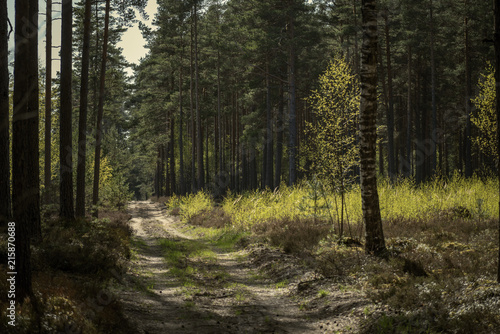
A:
220 175 498 231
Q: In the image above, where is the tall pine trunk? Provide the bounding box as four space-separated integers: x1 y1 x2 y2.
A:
360 0 386 255
76 0 92 217
60 0 75 220
288 8 297 186
44 0 52 205
383 11 395 181
494 0 500 283
92 0 111 217
194 2 204 190
0 0 10 225
464 1 473 177
13 0 40 300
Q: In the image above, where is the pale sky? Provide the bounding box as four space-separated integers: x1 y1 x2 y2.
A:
6 0 158 78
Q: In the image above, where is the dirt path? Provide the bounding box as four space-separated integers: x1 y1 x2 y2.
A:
114 201 370 334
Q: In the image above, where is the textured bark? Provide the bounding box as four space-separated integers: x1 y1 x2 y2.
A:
275 84 284 188
430 0 438 175
194 3 204 190
92 0 111 217
44 0 52 205
406 45 412 177
265 62 273 189
360 0 386 255
13 0 40 300
179 39 185 195
76 0 92 218
383 12 395 181
288 3 297 186
60 0 75 220
494 0 500 283
464 1 472 177
0 0 10 225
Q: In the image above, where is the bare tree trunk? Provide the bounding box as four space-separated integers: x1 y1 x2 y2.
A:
288 2 297 186
44 0 52 205
494 0 500 283
92 0 111 217
60 0 75 220
464 0 472 177
430 0 438 176
406 45 412 177
265 61 274 189
360 0 385 255
194 2 204 190
0 0 11 225
275 84 284 187
13 0 40 300
179 37 185 195
383 11 395 181
76 0 92 218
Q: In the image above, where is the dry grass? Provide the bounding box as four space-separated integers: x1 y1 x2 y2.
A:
253 217 332 254
188 207 232 229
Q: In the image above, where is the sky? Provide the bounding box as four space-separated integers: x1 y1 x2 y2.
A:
6 0 158 78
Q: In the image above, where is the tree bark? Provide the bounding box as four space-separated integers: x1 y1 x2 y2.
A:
265 61 274 189
406 45 412 177
430 0 438 176
494 0 500 283
383 11 395 181
179 37 185 195
288 2 297 186
60 0 75 220
92 0 111 217
464 1 472 177
44 0 52 206
76 0 92 217
275 84 284 188
194 2 204 190
360 0 386 255
0 0 11 225
13 0 40 301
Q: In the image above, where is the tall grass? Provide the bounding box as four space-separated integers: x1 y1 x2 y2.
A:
220 175 498 230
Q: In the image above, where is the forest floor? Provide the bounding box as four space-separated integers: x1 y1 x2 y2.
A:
113 201 372 334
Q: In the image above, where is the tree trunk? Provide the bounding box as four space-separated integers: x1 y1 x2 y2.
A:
383 11 395 181
360 0 386 255
179 38 185 195
60 0 75 220
430 0 438 176
288 4 297 186
76 0 92 218
265 62 274 189
44 0 52 206
464 1 472 177
494 0 500 283
406 45 412 177
0 0 10 225
13 0 40 301
194 2 204 190
190 13 196 192
275 84 284 187
92 0 111 217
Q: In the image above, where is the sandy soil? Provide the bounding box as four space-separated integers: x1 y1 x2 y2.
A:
113 201 372 334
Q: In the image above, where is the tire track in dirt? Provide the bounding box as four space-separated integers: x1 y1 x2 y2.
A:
115 201 317 334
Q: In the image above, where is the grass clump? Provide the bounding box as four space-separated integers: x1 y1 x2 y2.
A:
253 217 331 254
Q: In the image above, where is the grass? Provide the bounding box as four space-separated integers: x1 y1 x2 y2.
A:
168 175 500 334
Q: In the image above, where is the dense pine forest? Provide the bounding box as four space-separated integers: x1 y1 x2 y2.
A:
2 0 500 333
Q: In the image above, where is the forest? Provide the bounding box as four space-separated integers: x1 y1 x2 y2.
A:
1 0 500 333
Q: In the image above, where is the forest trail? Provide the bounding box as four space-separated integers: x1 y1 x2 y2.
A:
114 201 367 334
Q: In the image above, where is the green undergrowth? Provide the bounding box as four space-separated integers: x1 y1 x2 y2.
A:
0 210 134 334
166 175 499 333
